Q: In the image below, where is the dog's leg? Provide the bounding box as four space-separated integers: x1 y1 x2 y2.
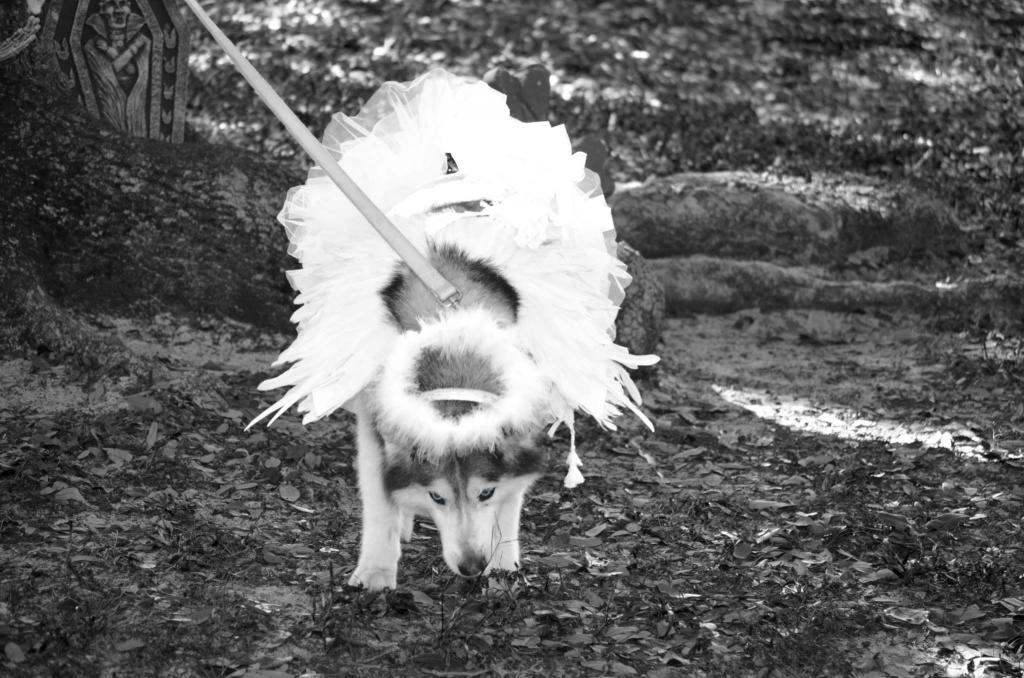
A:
349 405 402 590
489 494 525 571
400 511 415 542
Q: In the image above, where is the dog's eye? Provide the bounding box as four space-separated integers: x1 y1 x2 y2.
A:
478 488 495 502
428 491 446 505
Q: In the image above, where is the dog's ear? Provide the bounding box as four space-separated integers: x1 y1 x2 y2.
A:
506 440 546 477
455 440 545 482
415 345 504 419
485 434 546 478
383 455 437 493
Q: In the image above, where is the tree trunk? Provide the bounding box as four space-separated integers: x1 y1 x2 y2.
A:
1 75 298 324
0 43 301 366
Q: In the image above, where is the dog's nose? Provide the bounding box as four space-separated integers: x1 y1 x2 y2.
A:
457 555 488 577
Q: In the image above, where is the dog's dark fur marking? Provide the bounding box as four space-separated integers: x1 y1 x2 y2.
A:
379 246 519 331
414 345 506 418
507 443 546 477
415 346 504 393
435 244 520 316
383 456 436 494
380 268 407 327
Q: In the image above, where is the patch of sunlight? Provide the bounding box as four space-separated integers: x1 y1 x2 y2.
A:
828 62 883 92
227 584 312 618
885 0 934 26
223 0 343 32
552 73 664 109
0 359 130 416
288 56 316 75
896 62 972 89
712 384 992 459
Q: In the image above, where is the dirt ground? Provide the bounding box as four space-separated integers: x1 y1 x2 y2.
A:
2 308 1022 677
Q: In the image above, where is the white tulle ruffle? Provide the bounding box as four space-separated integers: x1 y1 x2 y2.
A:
250 69 658 485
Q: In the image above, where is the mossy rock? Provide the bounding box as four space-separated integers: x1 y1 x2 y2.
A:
615 242 664 359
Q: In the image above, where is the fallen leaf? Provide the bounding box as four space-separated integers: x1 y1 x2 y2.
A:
4 642 25 663
925 513 969 531
585 523 609 537
605 625 641 641
954 604 986 623
414 652 452 669
106 448 133 465
885 607 929 625
749 499 793 510
997 597 1024 612
53 487 86 503
798 454 837 467
144 422 159 450
537 554 578 568
701 473 724 486
564 631 595 646
172 606 214 624
279 484 300 502
609 661 638 675
861 568 898 583
284 543 313 558
875 511 913 531
674 447 707 459
115 638 146 652
124 394 163 414
40 481 68 496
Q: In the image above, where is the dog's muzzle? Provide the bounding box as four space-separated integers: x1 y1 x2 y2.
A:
373 308 546 458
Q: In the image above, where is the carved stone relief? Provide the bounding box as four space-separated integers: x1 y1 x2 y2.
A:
38 0 190 142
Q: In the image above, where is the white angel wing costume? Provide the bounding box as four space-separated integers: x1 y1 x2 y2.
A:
251 69 658 486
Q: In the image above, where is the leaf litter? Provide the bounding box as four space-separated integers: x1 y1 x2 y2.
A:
2 307 1022 676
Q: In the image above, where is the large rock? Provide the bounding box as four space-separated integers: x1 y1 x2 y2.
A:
615 242 664 357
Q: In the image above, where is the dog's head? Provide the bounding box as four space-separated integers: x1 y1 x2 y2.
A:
382 440 544 576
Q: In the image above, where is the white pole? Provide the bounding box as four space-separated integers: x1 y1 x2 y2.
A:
180 0 461 308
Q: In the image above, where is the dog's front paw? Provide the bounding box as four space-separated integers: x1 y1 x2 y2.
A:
400 512 414 542
349 565 397 591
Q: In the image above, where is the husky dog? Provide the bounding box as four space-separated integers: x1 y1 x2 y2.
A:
249 71 658 592
349 244 549 590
